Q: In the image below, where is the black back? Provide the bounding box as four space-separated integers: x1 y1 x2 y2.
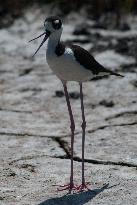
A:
54 42 123 77
70 45 123 77
70 45 108 75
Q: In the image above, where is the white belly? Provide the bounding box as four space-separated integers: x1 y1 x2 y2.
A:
46 47 93 82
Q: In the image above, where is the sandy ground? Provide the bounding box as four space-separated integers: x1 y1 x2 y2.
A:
0 7 137 205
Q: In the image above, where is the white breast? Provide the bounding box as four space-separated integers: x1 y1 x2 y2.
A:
46 47 93 82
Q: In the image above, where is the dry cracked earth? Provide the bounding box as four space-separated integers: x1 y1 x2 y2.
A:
0 8 137 205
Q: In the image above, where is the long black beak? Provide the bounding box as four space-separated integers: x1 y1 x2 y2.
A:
29 31 51 57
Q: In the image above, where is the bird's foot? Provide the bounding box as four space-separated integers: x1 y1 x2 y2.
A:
57 183 78 193
76 182 91 192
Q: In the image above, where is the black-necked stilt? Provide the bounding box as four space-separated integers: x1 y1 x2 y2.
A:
29 16 124 193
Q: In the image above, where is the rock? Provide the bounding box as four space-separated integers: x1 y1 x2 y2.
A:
115 39 129 54
72 38 91 44
55 90 64 98
0 168 16 177
73 26 90 36
19 68 33 76
99 100 114 107
69 92 80 99
55 91 80 99
119 23 130 31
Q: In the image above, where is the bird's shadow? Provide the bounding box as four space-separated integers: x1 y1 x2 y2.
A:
38 183 109 205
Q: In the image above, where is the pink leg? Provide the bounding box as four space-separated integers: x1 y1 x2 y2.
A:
77 83 91 192
58 82 76 192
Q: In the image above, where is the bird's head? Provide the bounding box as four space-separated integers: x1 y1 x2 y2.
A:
29 16 62 56
44 16 62 33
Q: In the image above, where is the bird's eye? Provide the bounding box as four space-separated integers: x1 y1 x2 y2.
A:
54 20 59 24
52 20 61 30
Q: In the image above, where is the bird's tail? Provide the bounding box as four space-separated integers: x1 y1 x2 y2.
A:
109 70 124 77
98 64 124 78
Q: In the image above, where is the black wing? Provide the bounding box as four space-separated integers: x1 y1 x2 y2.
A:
70 44 124 77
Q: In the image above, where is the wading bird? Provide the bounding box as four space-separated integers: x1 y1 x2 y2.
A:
29 16 124 192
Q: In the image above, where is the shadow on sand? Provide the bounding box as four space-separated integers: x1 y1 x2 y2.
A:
38 183 109 205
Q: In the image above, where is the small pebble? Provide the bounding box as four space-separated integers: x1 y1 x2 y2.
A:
69 92 80 99
73 27 90 36
99 100 114 107
55 91 80 99
55 90 64 97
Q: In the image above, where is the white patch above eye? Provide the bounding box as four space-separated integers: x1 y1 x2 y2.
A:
54 20 59 24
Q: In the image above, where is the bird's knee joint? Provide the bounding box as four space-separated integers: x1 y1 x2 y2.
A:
70 122 75 132
81 121 86 129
